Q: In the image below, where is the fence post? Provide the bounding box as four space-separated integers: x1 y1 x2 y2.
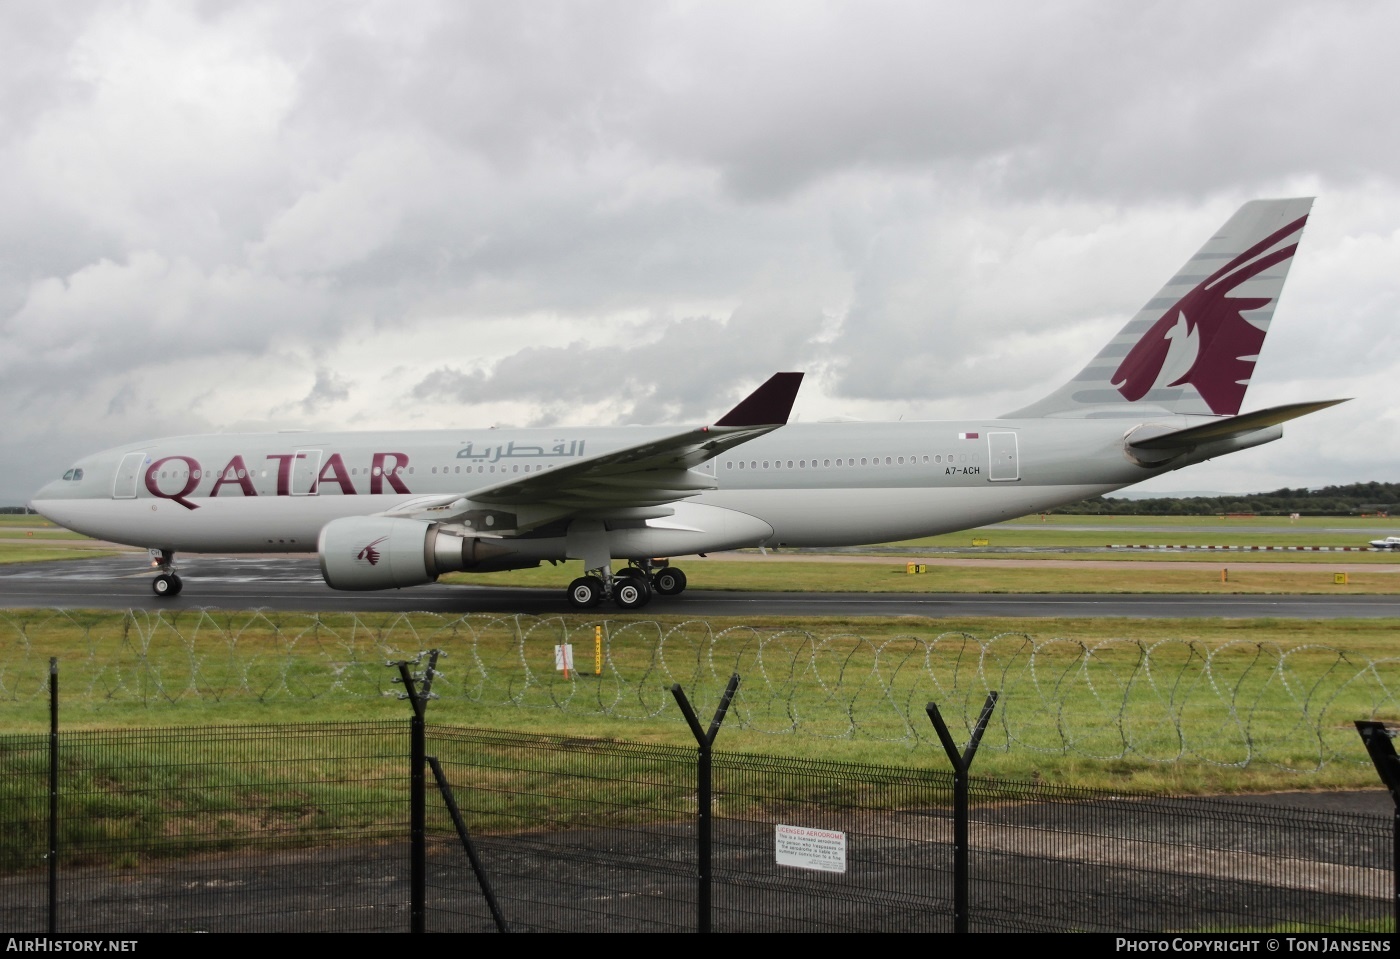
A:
926 692 998 934
425 756 510 933
1354 721 1400 933
390 651 442 935
670 673 741 934
48 657 58 936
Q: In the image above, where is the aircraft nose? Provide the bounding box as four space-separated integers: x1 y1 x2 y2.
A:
30 481 61 503
28 484 71 524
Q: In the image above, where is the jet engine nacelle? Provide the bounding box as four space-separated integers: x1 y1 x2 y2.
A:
318 516 528 591
318 502 775 591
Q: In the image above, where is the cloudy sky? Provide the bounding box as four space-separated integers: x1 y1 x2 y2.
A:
3 1 1397 506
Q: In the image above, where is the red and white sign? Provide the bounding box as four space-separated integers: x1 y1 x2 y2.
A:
775 824 847 873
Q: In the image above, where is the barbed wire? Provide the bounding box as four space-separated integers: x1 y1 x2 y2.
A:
1 609 1395 770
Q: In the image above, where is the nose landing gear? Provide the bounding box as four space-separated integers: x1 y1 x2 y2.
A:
149 549 183 598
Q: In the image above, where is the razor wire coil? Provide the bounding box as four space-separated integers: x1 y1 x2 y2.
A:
1 608 1397 771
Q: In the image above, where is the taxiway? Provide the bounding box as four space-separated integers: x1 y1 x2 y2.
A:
1 556 1396 619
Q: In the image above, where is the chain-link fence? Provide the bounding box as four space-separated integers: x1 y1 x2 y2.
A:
1 716 1391 933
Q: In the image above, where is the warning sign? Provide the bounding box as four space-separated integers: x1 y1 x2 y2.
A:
775 824 847 874
554 644 574 671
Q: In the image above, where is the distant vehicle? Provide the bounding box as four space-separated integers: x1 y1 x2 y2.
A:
1368 537 1400 550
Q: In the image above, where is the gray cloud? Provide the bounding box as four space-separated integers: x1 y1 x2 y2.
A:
3 1 1399 503
411 304 823 425
631 3 1400 201
298 368 352 415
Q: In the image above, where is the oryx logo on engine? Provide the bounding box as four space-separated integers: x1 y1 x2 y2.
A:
357 536 388 566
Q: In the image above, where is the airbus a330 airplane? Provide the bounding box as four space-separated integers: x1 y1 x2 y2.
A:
31 198 1345 609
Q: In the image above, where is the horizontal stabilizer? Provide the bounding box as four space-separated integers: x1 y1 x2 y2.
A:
1127 399 1349 452
715 372 804 426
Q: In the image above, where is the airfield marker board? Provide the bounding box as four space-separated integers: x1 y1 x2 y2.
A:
554 643 573 678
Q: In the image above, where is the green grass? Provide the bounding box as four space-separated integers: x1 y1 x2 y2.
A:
1010 514 1393 526
0 516 54 528
2 609 1397 794
885 513 1400 561
0 721 406 870
0 545 124 563
2 608 1396 889
0 529 95 540
0 516 128 563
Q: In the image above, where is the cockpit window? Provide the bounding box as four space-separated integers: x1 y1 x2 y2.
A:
62 469 74 481
73 468 84 481
61 468 84 482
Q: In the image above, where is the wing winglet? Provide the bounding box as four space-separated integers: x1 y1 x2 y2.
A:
714 372 804 427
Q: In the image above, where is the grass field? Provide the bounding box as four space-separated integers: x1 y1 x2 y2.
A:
3 605 1396 879
0 546 123 563
0 515 124 562
0 544 124 564
0 515 53 527
2 608 1396 795
881 514 1400 561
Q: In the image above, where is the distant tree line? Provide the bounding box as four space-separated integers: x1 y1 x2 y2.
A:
0 507 36 514
1055 481 1400 516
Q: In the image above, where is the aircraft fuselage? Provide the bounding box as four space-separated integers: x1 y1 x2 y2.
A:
31 416 1243 555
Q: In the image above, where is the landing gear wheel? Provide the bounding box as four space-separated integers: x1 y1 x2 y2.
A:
652 567 687 596
567 576 605 609
152 573 182 598
613 576 652 610
615 567 645 581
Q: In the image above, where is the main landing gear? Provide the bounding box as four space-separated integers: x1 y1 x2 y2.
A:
566 561 688 610
149 549 183 598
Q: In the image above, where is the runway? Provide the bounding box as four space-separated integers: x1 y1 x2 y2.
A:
2 556 1397 619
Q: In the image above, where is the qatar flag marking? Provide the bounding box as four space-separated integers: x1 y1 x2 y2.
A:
959 432 979 440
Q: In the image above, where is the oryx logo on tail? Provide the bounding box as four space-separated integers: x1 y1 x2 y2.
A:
1111 215 1308 416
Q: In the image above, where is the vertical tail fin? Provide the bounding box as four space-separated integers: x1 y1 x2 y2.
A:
1008 198 1313 418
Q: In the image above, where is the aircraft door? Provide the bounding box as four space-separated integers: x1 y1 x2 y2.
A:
112 452 146 499
292 450 322 495
987 432 1020 482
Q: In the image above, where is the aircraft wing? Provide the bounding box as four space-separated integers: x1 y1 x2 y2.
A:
383 372 803 527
